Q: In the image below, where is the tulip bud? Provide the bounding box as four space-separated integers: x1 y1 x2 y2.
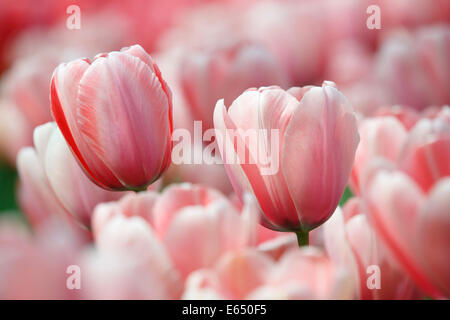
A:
50 45 173 191
213 81 359 242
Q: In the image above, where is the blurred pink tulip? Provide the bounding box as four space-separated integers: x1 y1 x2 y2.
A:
376 25 450 110
325 40 374 88
365 169 450 298
0 217 84 299
375 105 421 130
0 53 58 163
398 112 450 192
324 204 420 299
84 213 182 299
16 147 66 229
214 82 359 237
50 45 173 191
183 247 353 299
351 108 450 195
180 41 287 133
350 116 408 195
243 1 327 85
378 0 450 31
93 183 258 279
17 122 124 228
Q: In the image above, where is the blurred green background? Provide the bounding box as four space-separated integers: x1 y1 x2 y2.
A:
0 161 18 212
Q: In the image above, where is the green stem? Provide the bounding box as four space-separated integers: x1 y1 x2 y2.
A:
295 230 309 247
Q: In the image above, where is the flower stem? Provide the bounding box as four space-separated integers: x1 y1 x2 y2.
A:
295 230 309 247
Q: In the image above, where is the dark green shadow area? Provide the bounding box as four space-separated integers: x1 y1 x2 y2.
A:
339 186 353 206
0 161 18 212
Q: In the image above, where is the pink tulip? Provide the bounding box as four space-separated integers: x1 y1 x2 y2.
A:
350 107 449 194
324 204 420 299
243 1 327 85
375 105 421 130
17 122 124 228
50 45 173 191
325 40 374 88
376 25 450 110
350 116 408 195
84 213 182 299
180 41 287 133
0 52 58 163
16 146 67 229
92 183 258 279
365 169 450 298
378 0 450 31
183 247 353 299
213 81 359 241
398 113 450 192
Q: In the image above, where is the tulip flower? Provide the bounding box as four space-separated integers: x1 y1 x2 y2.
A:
324 204 420 299
376 25 450 110
350 116 408 195
84 213 182 299
213 81 359 245
350 107 449 194
50 45 173 191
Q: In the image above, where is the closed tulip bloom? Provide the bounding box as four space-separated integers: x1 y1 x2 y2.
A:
50 45 173 191
213 81 359 244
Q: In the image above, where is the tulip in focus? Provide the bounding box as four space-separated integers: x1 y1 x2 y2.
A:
50 45 173 191
214 81 359 245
